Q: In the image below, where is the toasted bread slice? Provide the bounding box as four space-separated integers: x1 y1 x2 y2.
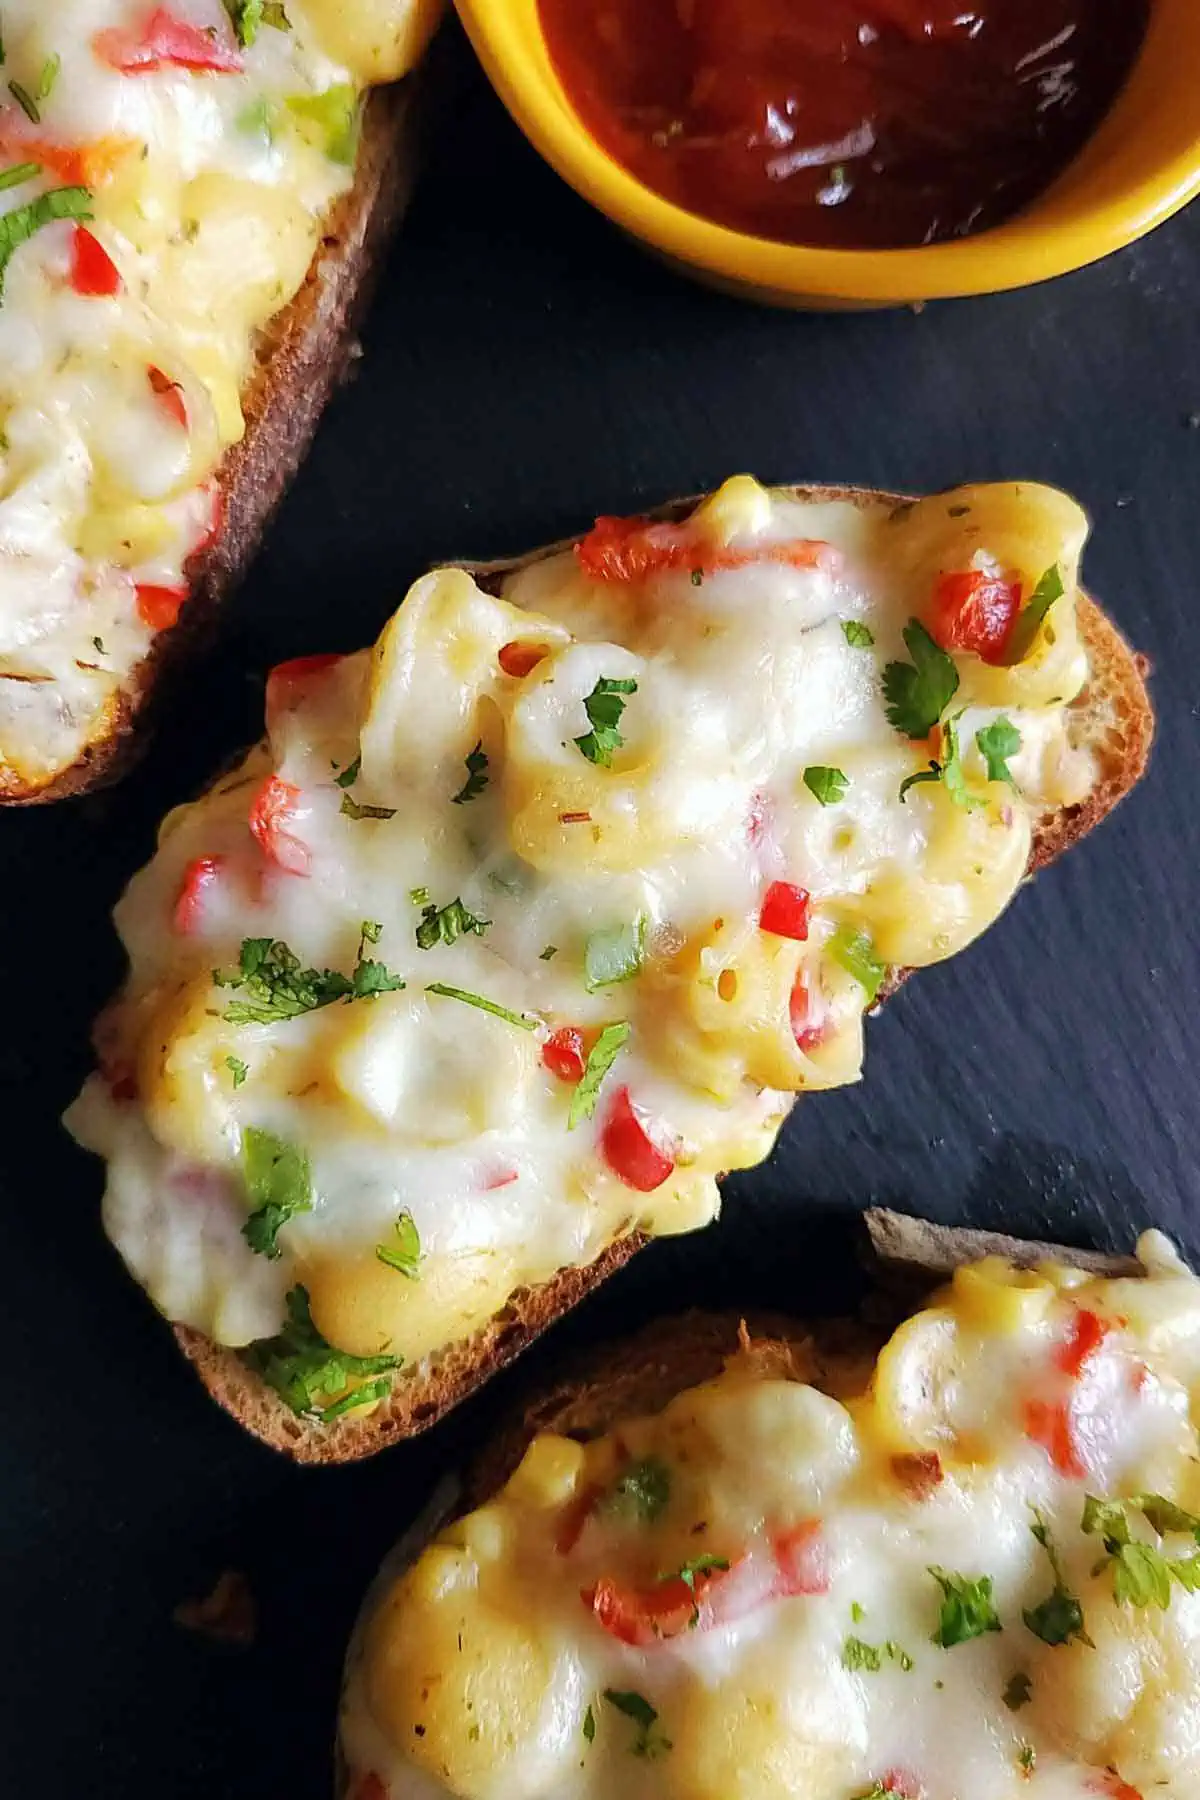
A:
10 84 419 806
172 488 1152 1465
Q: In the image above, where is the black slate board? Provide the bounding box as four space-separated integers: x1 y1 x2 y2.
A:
3 22 1199 1799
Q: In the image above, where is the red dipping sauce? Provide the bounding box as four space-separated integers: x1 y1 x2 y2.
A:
536 0 1151 249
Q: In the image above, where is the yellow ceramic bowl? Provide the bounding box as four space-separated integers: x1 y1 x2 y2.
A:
455 0 1200 308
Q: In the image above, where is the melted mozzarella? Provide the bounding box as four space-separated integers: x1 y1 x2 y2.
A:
344 1243 1200 1800
67 478 1095 1409
0 0 434 787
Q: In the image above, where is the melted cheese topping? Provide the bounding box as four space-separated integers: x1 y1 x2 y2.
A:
343 1236 1200 1800
0 0 437 791
66 478 1097 1409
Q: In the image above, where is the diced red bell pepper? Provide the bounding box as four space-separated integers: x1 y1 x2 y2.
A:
877 1773 925 1799
480 1165 519 1190
929 570 1020 665
173 855 226 934
789 972 828 1051
248 775 310 877
600 1086 675 1192
770 1520 829 1595
498 640 549 678
583 1564 731 1645
135 583 187 630
94 8 243 73
1055 1308 1112 1378
542 1026 586 1083
265 653 344 720
1086 1778 1142 1800
1023 1396 1087 1479
69 226 121 296
0 127 135 189
759 880 810 941
148 365 187 429
576 513 835 584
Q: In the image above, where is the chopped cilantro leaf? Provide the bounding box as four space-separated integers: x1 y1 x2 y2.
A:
245 1285 400 1417
976 716 1022 787
416 896 490 951
224 0 290 45
376 1210 421 1279
340 793 396 821
928 1567 1002 1647
0 186 92 296
842 619 875 648
1024 1512 1093 1647
1018 1743 1036 1774
899 714 982 810
1005 564 1064 665
842 1635 881 1672
1132 1494 1200 1537
225 1054 248 1089
241 1128 312 1258
424 983 535 1031
584 915 645 991
409 886 430 906
216 934 401 1023
829 924 886 1004
608 1456 671 1522
803 765 849 806
658 1554 729 1623
334 753 361 789
1003 1670 1033 1711
539 944 558 961
602 1689 671 1759
883 619 960 738
582 1704 595 1745
850 1600 866 1623
1082 1493 1200 1609
452 741 489 805
568 1021 630 1129
574 676 638 767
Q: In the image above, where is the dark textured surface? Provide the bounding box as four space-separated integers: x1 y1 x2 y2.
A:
2 21 1198 1800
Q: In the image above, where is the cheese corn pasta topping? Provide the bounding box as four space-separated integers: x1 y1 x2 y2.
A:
343 1236 1200 1800
67 477 1096 1418
0 0 438 793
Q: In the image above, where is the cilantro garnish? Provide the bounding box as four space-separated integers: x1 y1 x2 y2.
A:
452 741 489 805
287 85 360 166
241 1128 312 1258
424 983 535 1031
340 793 396 821
1005 564 1064 665
1023 1511 1092 1647
582 1705 596 1745
1003 1670 1033 1711
225 1054 248 1089
928 1567 1002 1647
376 1211 421 1279
539 944 558 961
574 676 638 767
1082 1493 1200 1609
334 753 361 789
607 1456 671 1522
842 620 875 648
898 714 982 810
215 933 403 1023
602 1689 671 1759
803 765 849 806
829 924 886 1004
883 619 960 738
976 717 1022 786
584 915 646 991
842 1636 913 1672
568 1021 630 1129
0 186 92 297
1018 1743 1036 1775
415 896 490 951
223 0 290 46
245 1285 400 1418
37 53 60 101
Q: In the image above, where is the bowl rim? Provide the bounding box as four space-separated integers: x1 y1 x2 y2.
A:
454 0 1200 303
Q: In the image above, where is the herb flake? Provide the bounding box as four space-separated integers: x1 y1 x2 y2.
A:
574 676 638 767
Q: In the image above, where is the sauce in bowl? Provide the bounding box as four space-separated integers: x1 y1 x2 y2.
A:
537 0 1152 250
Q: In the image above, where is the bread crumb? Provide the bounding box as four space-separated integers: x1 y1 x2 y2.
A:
173 1569 257 1647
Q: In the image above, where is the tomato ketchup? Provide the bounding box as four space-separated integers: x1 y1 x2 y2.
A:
537 0 1150 249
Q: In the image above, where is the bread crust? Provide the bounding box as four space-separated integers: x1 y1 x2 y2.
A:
170 488 1152 1461
3 84 418 806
